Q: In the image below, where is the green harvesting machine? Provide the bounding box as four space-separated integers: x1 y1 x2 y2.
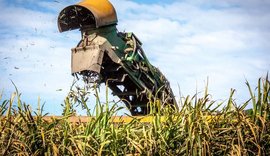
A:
58 0 178 115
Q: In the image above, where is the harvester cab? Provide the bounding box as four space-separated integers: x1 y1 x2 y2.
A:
58 0 178 115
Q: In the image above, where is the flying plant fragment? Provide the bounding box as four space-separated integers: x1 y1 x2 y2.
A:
58 0 178 115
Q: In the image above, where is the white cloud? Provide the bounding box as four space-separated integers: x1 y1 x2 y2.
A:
37 1 78 13
0 7 55 32
1 0 269 115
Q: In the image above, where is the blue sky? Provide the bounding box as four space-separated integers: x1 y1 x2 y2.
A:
0 0 269 115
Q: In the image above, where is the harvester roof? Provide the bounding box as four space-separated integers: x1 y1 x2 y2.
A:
58 0 118 32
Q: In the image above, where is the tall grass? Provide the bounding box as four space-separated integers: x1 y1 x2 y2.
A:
0 74 269 155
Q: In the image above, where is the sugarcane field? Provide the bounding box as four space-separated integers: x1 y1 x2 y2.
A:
1 0 270 155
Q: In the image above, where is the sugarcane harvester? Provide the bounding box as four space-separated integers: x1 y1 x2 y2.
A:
58 0 178 115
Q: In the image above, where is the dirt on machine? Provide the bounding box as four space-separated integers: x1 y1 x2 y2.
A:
58 0 178 115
